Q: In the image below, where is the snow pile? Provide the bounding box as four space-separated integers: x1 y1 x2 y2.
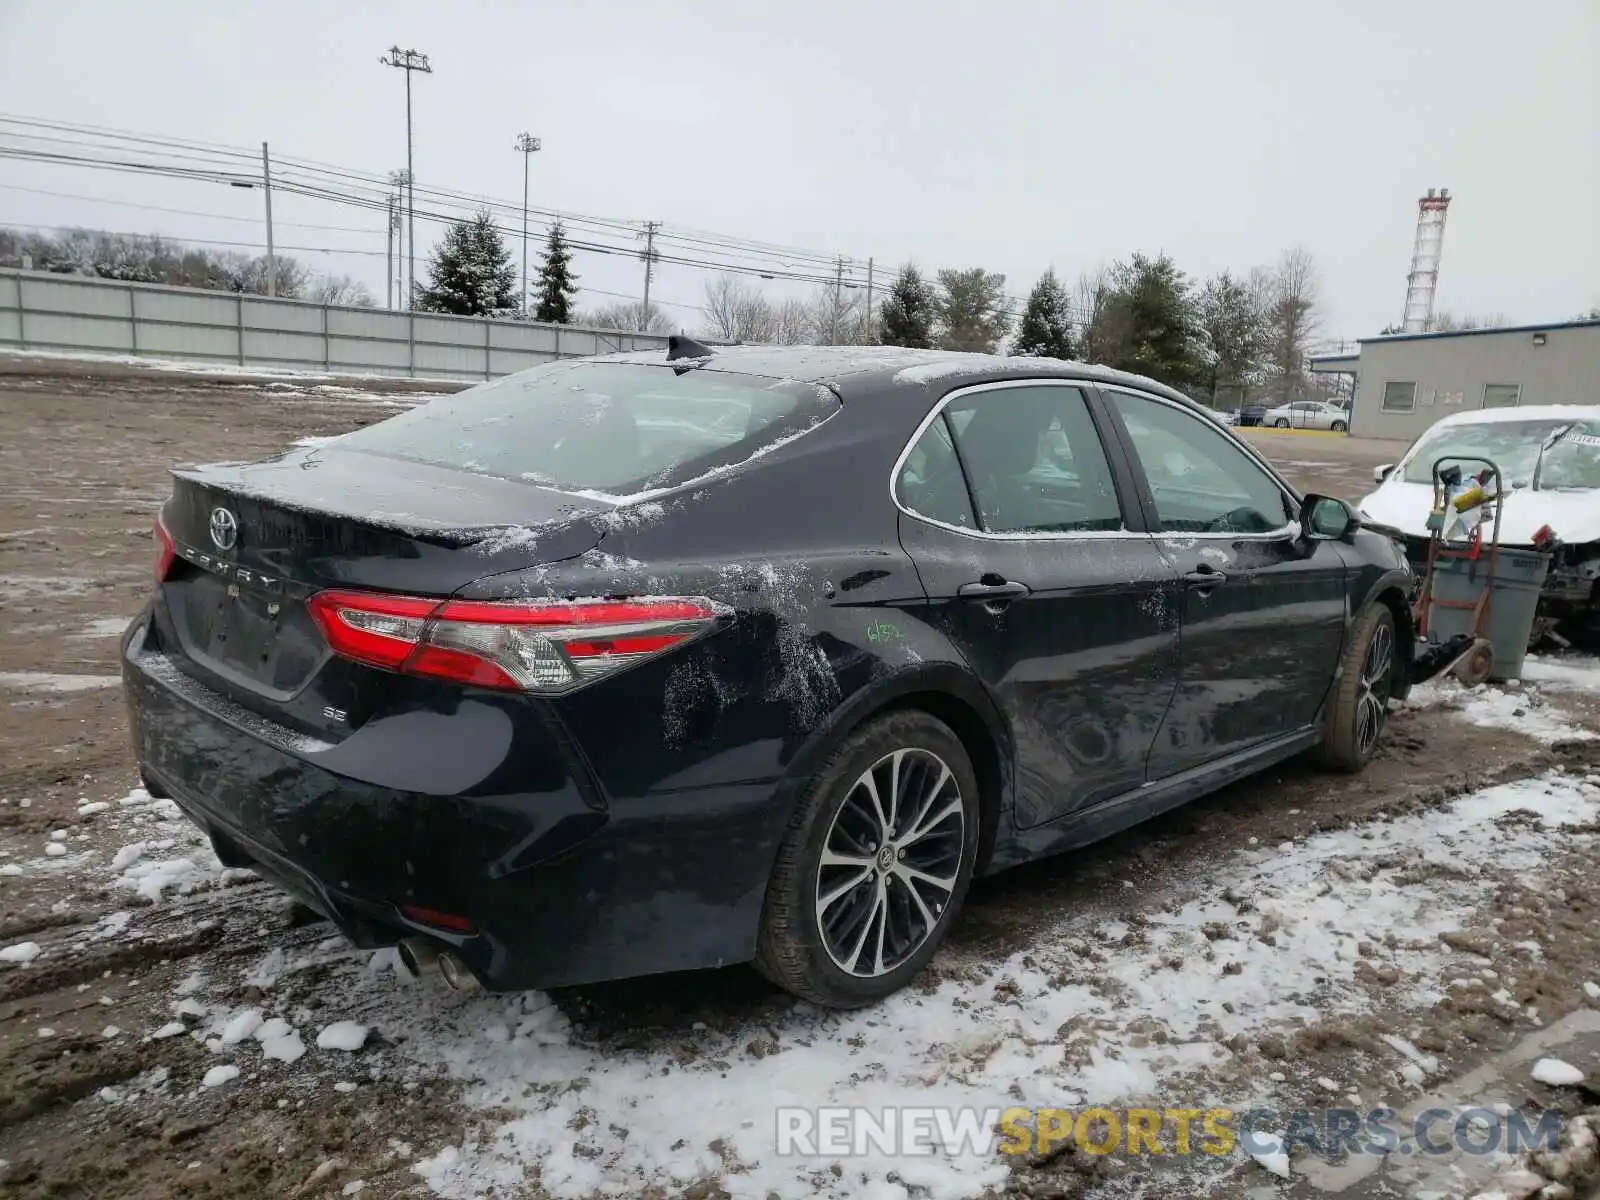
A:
0 941 42 965
256 1017 307 1064
316 1022 369 1052
200 1065 240 1089
1530 1058 1586 1086
364 768 1600 1200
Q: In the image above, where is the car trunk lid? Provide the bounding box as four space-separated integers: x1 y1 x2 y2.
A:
158 445 612 702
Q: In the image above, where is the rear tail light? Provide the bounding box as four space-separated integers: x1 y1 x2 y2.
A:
306 591 730 694
153 515 176 582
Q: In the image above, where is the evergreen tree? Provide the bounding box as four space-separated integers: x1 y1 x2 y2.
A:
1198 270 1265 401
936 267 1011 353
1012 268 1076 358
1101 253 1205 390
533 221 579 324
878 263 935 348
414 209 518 317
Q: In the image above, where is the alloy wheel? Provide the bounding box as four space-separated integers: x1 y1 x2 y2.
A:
815 748 965 978
1355 621 1394 755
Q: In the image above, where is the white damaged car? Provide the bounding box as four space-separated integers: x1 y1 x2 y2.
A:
1359 405 1600 645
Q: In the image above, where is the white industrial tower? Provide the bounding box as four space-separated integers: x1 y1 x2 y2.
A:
1402 188 1451 333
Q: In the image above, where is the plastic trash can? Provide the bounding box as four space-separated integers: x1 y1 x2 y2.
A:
1424 546 1550 682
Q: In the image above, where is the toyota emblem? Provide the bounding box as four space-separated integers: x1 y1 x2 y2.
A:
208 507 239 551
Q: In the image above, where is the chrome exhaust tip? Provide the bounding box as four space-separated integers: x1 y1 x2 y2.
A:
397 936 440 980
437 950 483 994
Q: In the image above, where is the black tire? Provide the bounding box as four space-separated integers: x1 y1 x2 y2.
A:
754 710 981 1008
1331 420 1348 432
1275 418 1290 428
1315 603 1397 772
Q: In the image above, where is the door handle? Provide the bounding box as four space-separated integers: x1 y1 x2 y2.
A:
1182 565 1228 591
958 578 1031 602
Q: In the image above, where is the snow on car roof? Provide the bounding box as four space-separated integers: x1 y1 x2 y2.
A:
595 344 1193 404
1424 404 1598 429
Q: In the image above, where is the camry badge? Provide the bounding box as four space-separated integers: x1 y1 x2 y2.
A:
209 507 239 551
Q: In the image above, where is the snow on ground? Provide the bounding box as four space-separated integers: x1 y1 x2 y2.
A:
1521 655 1600 696
68 616 133 639
22 657 1600 1198
1403 674 1596 742
343 764 1598 1200
0 671 122 693
0 345 464 385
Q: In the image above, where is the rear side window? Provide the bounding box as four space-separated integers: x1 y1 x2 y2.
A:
334 362 838 496
897 416 976 529
944 384 1124 534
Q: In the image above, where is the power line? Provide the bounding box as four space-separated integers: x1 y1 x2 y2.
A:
0 113 873 271
0 182 380 233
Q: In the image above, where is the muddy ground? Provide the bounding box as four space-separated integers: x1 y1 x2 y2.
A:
1 361 1597 1200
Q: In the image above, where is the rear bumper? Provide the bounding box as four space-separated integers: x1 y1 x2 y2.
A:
121 611 786 990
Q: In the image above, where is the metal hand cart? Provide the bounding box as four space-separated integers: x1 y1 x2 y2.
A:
1412 455 1549 685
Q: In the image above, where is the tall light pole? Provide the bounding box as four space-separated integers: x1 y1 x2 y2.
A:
514 133 541 316
380 46 432 310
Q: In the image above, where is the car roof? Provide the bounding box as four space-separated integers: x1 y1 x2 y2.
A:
597 344 1198 407
1424 404 1598 431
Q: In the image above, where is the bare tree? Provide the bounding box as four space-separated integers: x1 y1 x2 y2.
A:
1428 311 1509 332
1262 247 1320 402
771 296 812 345
806 284 866 345
581 300 677 335
1074 265 1122 363
701 274 776 343
308 274 376 307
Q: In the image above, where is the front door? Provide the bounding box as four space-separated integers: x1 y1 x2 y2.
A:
895 380 1181 828
1100 388 1350 777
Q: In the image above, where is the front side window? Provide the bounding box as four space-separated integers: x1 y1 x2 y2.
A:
1112 392 1294 534
942 384 1124 535
1382 382 1417 412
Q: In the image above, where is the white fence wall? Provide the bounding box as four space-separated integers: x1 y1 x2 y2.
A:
0 269 673 379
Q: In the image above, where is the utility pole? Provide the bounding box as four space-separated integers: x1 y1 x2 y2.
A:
863 257 874 344
829 256 845 344
380 47 432 310
639 221 660 331
261 142 276 298
514 133 541 317
387 170 408 310
384 195 395 309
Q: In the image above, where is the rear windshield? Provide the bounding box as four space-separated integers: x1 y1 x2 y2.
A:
334 362 838 496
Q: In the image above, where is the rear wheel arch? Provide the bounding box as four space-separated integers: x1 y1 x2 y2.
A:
878 689 1005 875
778 666 1011 873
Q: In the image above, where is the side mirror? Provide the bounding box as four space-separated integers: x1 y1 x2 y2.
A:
1372 464 1393 483
1302 494 1358 541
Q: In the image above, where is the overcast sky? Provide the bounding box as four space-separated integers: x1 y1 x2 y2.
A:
2 0 1595 340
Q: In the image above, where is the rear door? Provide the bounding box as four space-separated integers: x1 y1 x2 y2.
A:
895 379 1181 828
1098 387 1349 777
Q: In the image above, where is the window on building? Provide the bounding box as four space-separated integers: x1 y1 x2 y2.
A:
1482 383 1521 410
1381 382 1417 412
